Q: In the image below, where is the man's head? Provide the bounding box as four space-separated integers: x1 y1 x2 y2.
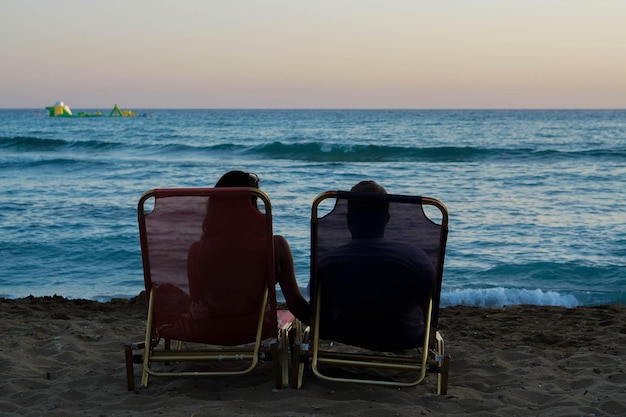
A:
347 180 390 239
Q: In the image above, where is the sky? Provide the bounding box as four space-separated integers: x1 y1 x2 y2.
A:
1 0 625 109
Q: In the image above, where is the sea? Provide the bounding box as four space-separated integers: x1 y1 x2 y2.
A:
1 109 625 307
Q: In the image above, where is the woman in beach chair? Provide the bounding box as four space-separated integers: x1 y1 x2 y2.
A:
126 171 306 389
188 170 309 325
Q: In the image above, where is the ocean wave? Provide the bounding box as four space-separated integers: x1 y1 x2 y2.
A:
0 135 124 152
0 154 111 168
0 135 244 157
1 136 69 151
3 135 625 164
440 287 580 308
249 142 626 163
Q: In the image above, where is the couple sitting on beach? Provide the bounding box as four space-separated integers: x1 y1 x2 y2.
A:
183 170 436 350
177 171 435 350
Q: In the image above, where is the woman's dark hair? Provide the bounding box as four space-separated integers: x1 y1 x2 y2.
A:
212 170 261 211
214 170 259 188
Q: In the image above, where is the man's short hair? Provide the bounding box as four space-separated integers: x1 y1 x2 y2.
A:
347 181 389 238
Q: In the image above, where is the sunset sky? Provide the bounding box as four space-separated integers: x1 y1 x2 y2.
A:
1 0 625 109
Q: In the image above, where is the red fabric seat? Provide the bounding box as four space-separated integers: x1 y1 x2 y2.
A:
132 187 289 389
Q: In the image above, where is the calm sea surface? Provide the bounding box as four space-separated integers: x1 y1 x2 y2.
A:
1 109 625 306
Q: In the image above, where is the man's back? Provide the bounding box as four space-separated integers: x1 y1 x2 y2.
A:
316 238 435 351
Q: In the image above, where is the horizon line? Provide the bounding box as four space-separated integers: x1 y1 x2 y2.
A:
2 107 626 111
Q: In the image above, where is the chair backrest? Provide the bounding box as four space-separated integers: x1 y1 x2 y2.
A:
311 191 448 339
138 187 277 345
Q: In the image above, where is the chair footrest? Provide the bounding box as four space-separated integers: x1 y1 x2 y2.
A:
148 350 258 363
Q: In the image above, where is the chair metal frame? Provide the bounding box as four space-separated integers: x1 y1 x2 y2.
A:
292 190 450 394
124 187 290 390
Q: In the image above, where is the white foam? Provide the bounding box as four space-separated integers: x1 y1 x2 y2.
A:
441 287 580 308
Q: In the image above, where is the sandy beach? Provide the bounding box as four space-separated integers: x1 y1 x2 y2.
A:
2 295 625 416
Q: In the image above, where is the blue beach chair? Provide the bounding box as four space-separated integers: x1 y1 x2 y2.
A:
292 190 450 394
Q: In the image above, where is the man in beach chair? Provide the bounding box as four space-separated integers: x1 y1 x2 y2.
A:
124 186 291 390
292 181 450 394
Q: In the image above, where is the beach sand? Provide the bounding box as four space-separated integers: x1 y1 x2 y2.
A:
2 295 625 416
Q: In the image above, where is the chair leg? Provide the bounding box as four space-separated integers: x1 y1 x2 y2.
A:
124 343 135 391
280 327 290 388
290 323 308 389
141 337 154 388
290 343 302 389
124 341 145 391
433 330 450 395
271 341 283 389
438 353 451 395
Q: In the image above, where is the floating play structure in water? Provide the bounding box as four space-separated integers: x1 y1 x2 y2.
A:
46 101 137 117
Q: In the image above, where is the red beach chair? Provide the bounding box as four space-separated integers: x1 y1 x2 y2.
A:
124 187 291 389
